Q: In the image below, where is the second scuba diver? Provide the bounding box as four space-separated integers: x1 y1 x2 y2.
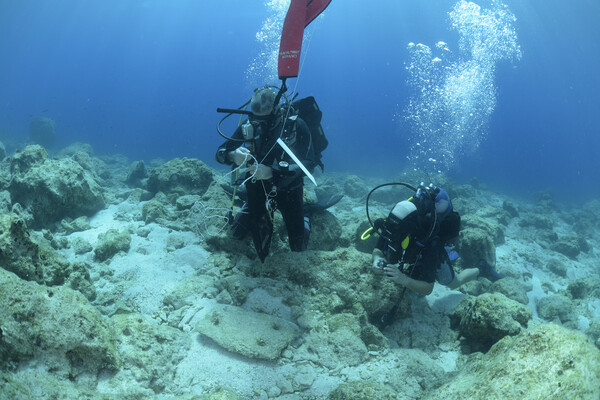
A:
371 183 503 296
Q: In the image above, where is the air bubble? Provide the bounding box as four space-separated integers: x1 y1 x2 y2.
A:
402 0 521 172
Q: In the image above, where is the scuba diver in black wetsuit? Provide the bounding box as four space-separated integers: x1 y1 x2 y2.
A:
368 183 503 295
216 88 319 262
365 183 503 330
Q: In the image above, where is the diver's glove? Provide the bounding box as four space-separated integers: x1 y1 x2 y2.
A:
248 163 273 180
230 147 251 166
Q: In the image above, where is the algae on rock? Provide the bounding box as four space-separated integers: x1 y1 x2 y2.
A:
196 304 298 360
103 313 192 394
94 228 132 262
425 323 600 400
9 145 105 229
0 268 119 376
452 292 532 351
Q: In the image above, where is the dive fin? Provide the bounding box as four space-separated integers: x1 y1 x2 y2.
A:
477 260 504 282
251 211 274 263
304 192 343 215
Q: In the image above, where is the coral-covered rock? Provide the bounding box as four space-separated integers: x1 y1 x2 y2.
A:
307 209 342 251
554 236 581 259
519 213 554 230
141 194 171 224
343 175 368 199
457 227 497 267
461 212 504 245
425 323 600 400
196 304 298 360
328 380 397 400
94 228 132 262
587 318 600 350
105 313 191 394
452 292 532 350
502 200 519 217
536 294 576 326
147 158 213 196
490 277 530 305
126 160 148 186
251 248 401 325
294 325 368 369
0 370 105 400
69 151 112 182
461 214 505 245
546 258 568 277
0 213 43 283
9 144 48 174
567 278 600 300
0 268 119 375
9 146 105 229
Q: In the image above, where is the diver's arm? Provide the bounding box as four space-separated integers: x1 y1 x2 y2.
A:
215 126 244 165
383 265 435 295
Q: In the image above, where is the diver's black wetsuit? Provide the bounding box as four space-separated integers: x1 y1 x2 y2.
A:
216 112 316 262
375 199 461 284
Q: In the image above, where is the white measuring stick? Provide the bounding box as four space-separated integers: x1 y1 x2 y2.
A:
276 138 317 186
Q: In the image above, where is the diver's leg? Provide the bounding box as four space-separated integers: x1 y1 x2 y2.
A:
279 185 307 252
230 202 250 239
246 181 273 262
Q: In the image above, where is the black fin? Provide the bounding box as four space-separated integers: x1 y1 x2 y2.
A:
304 192 343 215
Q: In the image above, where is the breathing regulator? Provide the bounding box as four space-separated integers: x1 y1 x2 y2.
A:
216 85 298 143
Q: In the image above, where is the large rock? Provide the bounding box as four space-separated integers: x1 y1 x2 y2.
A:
294 324 368 369
94 228 132 262
461 214 505 245
103 313 191 394
554 236 581 259
457 227 496 267
490 276 530 305
126 160 148 186
250 248 402 324
147 158 214 196
424 323 600 400
0 370 106 400
328 381 397 400
9 145 105 228
196 304 298 360
0 213 43 283
536 294 577 326
307 209 342 251
0 268 119 375
452 292 532 350
0 214 95 299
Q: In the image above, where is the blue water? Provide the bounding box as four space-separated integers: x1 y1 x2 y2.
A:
0 0 598 203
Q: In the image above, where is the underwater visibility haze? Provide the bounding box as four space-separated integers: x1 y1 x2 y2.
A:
1 0 599 202
2 1 600 399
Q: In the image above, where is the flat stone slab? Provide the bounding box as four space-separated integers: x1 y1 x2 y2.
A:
196 304 298 360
